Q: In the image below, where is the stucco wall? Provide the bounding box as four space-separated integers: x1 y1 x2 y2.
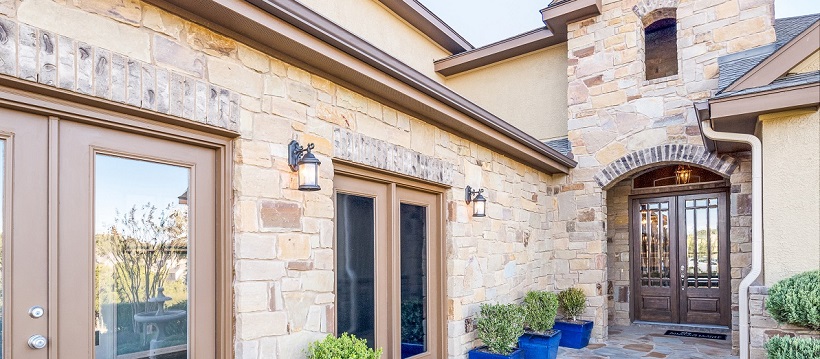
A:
445 44 570 142
7 1 561 358
760 109 820 285
789 49 820 74
297 0 450 82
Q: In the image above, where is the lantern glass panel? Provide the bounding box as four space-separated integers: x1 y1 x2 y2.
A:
299 161 318 188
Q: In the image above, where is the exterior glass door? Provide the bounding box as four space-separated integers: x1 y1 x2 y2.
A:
632 191 729 326
0 110 219 359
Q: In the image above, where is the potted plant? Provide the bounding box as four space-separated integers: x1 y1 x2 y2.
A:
401 299 426 357
306 333 383 359
553 287 593 349
518 291 562 359
468 303 526 359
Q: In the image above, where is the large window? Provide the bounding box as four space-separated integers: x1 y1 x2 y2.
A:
334 169 442 359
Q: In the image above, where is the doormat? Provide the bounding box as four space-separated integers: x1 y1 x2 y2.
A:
664 330 727 340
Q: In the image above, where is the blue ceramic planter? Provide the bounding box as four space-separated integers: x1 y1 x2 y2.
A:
518 330 561 359
401 342 425 357
468 347 524 359
553 320 593 349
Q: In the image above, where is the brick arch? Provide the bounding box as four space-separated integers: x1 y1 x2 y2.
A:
633 0 678 28
594 144 738 189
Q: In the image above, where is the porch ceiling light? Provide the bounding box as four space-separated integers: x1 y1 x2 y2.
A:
465 186 487 217
675 165 692 185
288 140 321 191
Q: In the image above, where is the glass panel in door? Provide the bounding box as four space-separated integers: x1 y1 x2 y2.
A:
639 202 671 288
0 140 4 357
634 197 677 323
94 154 190 359
336 193 376 347
400 203 427 358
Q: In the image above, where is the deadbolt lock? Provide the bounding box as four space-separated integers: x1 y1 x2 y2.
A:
29 306 45 319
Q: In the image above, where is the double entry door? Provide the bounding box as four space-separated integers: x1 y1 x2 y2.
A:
632 191 730 326
0 109 217 358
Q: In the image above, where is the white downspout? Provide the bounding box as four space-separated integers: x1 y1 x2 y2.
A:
700 119 762 359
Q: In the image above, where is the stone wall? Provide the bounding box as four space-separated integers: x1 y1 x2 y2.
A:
562 0 774 343
606 180 631 326
748 286 820 358
3 1 560 358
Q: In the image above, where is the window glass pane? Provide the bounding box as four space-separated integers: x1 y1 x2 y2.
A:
336 194 376 348
94 154 190 359
400 204 427 358
709 205 719 288
640 202 670 287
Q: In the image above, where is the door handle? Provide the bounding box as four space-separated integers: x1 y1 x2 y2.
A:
680 265 686 291
28 335 47 349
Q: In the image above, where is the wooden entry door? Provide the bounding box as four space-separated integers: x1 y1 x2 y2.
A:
632 191 729 326
0 109 219 359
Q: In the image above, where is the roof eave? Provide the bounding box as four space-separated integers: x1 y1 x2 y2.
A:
377 0 473 53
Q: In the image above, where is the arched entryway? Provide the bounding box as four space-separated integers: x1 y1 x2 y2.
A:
599 145 748 332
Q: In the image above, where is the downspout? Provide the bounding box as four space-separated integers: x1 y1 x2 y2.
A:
698 111 762 359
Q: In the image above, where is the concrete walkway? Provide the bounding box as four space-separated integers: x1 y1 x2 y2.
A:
557 325 737 359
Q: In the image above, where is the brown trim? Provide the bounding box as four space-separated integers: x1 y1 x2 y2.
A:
376 0 473 53
147 0 576 174
541 0 602 35
334 160 449 193
434 28 558 76
697 83 820 153
724 21 820 92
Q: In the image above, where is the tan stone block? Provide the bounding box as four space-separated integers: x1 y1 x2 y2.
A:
269 57 288 77
237 312 288 339
142 4 184 39
19 0 151 62
236 260 286 281
235 282 269 312
269 96 308 122
287 66 312 83
715 1 740 20
336 87 367 112
236 200 259 232
713 17 768 43
302 271 335 292
186 22 236 56
238 44 270 73
311 75 335 94
591 90 627 108
235 165 281 198
236 140 271 167
75 0 141 25
252 113 292 144
727 30 776 53
208 57 263 96
0 0 13 16
594 142 628 165
410 120 436 157
287 80 317 106
236 233 275 259
277 233 311 261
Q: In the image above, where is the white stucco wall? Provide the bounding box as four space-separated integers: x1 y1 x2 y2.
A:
760 109 820 285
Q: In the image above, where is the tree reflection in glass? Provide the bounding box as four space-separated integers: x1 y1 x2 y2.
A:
94 154 189 359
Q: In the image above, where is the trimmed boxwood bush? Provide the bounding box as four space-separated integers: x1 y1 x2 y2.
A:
765 336 820 359
766 270 820 330
306 333 382 359
476 303 525 355
558 288 586 321
523 291 558 333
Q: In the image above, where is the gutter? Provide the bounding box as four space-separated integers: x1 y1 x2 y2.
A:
696 102 762 359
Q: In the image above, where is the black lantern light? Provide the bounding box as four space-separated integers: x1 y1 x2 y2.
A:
288 140 321 191
465 186 487 217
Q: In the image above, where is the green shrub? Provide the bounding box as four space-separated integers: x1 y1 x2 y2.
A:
476 303 525 355
523 291 558 333
766 270 820 330
765 336 820 359
558 288 586 321
306 333 382 359
401 299 425 344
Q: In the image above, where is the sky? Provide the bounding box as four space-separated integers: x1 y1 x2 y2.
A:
419 0 820 47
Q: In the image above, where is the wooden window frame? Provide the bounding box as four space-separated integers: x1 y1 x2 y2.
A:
334 161 447 359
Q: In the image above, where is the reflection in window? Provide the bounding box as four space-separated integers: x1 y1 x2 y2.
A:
0 140 4 357
685 198 720 288
336 194 376 348
94 154 190 359
639 202 670 287
400 204 427 358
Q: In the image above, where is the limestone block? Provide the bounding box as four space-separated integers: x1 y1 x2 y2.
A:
235 165 281 198
283 291 317 331
235 282 270 312
143 4 185 39
75 0 142 25
301 271 334 292
38 30 57 86
153 35 205 78
186 22 236 56
260 200 302 230
238 44 270 73
208 57 263 96
236 234 276 259
19 0 151 62
276 233 311 260
237 311 288 340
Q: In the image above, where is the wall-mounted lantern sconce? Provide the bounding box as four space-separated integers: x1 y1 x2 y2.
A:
465 186 487 217
288 140 321 191
675 165 692 185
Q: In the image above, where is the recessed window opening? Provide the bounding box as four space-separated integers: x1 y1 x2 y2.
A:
645 17 678 80
633 165 725 189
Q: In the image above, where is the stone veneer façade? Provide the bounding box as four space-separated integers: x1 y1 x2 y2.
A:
2 0 567 358
748 286 820 358
558 0 773 350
